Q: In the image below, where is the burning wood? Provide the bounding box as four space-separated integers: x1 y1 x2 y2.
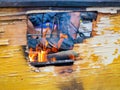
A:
29 47 48 63
28 43 77 67
27 11 95 66
28 46 75 67
47 50 78 60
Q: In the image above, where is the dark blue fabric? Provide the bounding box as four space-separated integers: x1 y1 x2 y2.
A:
29 15 42 26
40 13 75 50
58 13 74 50
28 38 38 49
35 22 54 29
29 12 75 50
29 13 57 26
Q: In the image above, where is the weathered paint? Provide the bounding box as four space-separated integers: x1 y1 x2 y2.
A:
0 13 120 90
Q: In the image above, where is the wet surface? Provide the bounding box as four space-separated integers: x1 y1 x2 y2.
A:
0 13 120 90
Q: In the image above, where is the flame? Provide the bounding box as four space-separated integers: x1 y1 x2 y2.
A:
28 40 57 63
40 50 47 62
29 48 38 62
29 47 48 62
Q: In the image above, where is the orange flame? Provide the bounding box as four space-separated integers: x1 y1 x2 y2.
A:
29 48 48 62
38 50 47 62
29 42 57 62
29 48 38 62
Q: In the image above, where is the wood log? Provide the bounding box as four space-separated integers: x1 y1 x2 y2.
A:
47 50 78 60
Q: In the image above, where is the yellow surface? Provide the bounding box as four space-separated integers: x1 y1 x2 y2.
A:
0 46 120 90
0 13 120 90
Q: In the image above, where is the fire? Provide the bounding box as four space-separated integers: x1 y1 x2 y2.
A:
29 48 48 62
29 48 38 62
28 31 70 62
28 38 57 62
38 50 47 62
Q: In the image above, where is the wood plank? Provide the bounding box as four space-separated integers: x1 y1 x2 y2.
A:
0 27 5 33
0 39 9 45
0 15 27 45
0 15 26 21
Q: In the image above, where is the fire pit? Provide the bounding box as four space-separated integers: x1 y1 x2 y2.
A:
26 34 76 67
26 11 96 67
27 45 75 67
